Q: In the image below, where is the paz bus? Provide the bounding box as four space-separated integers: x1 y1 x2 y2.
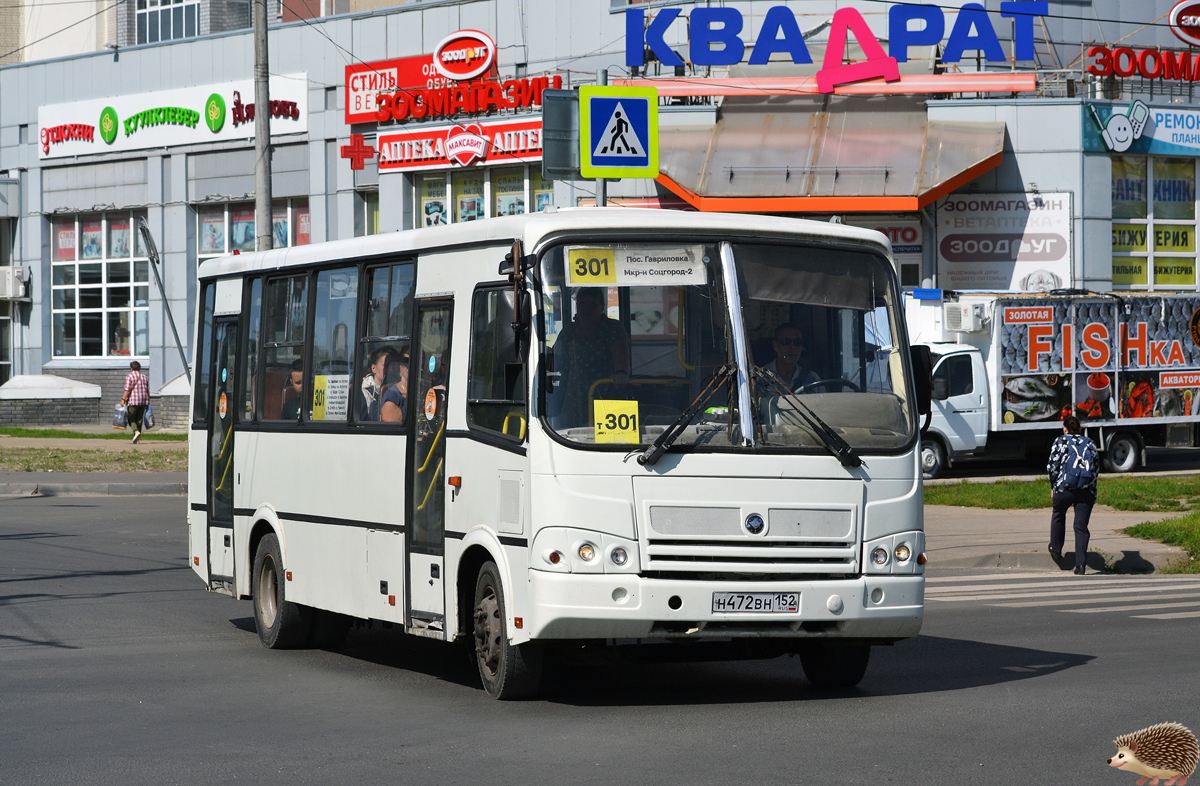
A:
187 208 931 699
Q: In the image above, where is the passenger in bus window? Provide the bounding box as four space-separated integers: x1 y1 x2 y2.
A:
281 361 303 421
553 287 630 426
380 351 410 423
769 324 820 392
360 346 401 421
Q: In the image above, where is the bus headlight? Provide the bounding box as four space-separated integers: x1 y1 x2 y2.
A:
894 544 911 562
871 547 889 566
610 547 628 566
578 543 596 561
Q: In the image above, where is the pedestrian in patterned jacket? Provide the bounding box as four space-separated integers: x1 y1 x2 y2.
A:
1046 415 1099 575
122 360 150 444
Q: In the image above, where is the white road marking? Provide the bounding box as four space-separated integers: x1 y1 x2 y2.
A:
1061 600 1200 614
1131 610 1200 620
928 583 1200 602
994 592 1200 608
926 577 1199 595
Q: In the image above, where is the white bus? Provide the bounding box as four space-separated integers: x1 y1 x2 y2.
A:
187 208 931 699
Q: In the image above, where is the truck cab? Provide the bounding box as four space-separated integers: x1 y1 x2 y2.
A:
920 344 988 478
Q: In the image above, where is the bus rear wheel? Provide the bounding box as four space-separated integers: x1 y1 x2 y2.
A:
252 533 312 649
472 561 542 700
799 642 870 688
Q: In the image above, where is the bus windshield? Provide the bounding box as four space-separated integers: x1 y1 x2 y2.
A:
537 239 913 455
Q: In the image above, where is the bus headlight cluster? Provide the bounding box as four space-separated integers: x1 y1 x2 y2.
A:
578 543 596 562
894 543 911 563
871 547 889 566
610 547 628 566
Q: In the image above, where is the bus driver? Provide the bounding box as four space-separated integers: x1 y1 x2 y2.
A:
552 287 630 428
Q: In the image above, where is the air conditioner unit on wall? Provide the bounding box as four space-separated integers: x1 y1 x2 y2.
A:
0 267 27 300
943 302 983 333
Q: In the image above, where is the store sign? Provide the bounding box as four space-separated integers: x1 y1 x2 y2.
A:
1086 46 1200 81
626 3 1048 92
376 117 542 172
432 30 495 81
37 74 307 159
846 218 923 254
936 193 1072 291
1084 102 1200 157
1170 0 1200 47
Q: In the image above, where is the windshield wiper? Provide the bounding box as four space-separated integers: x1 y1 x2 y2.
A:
637 364 736 466
754 366 863 469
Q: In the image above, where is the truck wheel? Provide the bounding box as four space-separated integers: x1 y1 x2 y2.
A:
920 438 947 479
800 643 871 688
1104 433 1140 473
252 533 312 649
472 561 543 700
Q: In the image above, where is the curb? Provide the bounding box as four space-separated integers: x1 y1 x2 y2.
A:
930 548 1181 573
0 482 187 497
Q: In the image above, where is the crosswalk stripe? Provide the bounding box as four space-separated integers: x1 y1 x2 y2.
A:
1061 600 1200 614
927 583 1200 602
1132 610 1200 620
926 577 1200 595
994 592 1200 608
926 573 1053 583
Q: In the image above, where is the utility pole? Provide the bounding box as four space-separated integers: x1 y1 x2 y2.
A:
595 67 607 207
254 0 273 251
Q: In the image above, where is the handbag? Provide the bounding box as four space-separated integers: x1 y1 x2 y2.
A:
144 402 155 430
112 403 128 429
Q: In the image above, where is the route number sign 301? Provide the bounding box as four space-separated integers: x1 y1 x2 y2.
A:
594 399 639 444
568 248 617 285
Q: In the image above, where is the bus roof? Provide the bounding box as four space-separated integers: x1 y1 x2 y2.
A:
196 207 894 280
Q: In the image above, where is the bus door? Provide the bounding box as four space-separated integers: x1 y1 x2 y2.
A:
407 299 452 631
207 316 237 586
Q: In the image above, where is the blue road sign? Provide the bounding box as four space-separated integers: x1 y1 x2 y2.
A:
579 85 658 178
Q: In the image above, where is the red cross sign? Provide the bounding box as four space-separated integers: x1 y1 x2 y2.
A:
341 133 375 170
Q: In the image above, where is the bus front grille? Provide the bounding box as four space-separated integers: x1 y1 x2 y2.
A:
644 539 858 575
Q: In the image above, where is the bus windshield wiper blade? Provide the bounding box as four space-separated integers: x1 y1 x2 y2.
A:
754 367 863 469
637 364 736 466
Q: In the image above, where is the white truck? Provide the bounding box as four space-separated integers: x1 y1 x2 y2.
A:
905 290 1200 478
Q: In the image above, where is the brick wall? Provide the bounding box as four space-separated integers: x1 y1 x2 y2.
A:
151 395 191 429
0 399 100 426
0 2 22 65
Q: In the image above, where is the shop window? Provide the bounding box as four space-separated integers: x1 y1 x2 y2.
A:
308 266 358 422
50 211 151 358
415 165 554 227
263 274 308 421
0 302 11 386
355 191 380 237
467 287 527 440
1112 156 1198 290
358 262 414 425
196 199 310 267
136 0 199 45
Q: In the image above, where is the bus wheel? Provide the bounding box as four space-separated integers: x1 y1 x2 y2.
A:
472 561 542 700
252 533 312 649
800 643 870 688
920 438 946 479
1104 433 1140 473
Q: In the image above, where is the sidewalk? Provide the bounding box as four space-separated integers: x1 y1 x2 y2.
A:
924 504 1186 573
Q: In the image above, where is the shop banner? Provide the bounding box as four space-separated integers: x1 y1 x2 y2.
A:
38 74 308 159
1084 101 1200 156
936 192 1072 291
377 117 542 172
997 296 1200 429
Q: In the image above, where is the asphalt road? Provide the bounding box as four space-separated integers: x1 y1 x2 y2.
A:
3 495 1199 785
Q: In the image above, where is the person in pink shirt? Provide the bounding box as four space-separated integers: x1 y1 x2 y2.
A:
122 360 150 444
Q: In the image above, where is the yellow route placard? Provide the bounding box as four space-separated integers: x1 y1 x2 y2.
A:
594 399 640 444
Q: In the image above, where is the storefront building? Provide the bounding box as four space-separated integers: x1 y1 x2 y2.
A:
0 0 1196 413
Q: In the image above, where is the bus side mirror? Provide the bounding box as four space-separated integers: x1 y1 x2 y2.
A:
910 345 933 418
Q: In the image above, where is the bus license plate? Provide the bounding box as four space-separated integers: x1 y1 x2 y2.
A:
711 592 799 613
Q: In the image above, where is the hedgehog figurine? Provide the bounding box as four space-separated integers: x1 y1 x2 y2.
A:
1108 723 1199 785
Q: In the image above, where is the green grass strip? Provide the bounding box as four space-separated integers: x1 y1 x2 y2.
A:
924 475 1200 512
0 427 187 442
1125 512 1200 574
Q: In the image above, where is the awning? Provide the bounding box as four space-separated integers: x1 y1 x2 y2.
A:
656 95 1005 213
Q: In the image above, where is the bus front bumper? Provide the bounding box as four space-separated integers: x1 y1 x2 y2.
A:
523 572 923 642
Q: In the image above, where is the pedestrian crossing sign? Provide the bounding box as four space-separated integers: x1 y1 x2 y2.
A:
579 85 658 179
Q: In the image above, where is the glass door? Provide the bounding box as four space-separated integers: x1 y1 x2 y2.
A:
407 299 452 626
208 318 237 524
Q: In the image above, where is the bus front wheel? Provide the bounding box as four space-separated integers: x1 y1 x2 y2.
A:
472 561 543 700
252 533 312 649
799 642 870 688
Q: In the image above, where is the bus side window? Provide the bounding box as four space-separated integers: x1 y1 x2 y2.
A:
308 266 359 423
467 286 527 441
240 277 262 421
262 274 309 421
358 262 414 425
193 283 215 425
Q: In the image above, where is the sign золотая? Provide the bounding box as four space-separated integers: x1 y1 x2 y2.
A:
37 74 308 159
